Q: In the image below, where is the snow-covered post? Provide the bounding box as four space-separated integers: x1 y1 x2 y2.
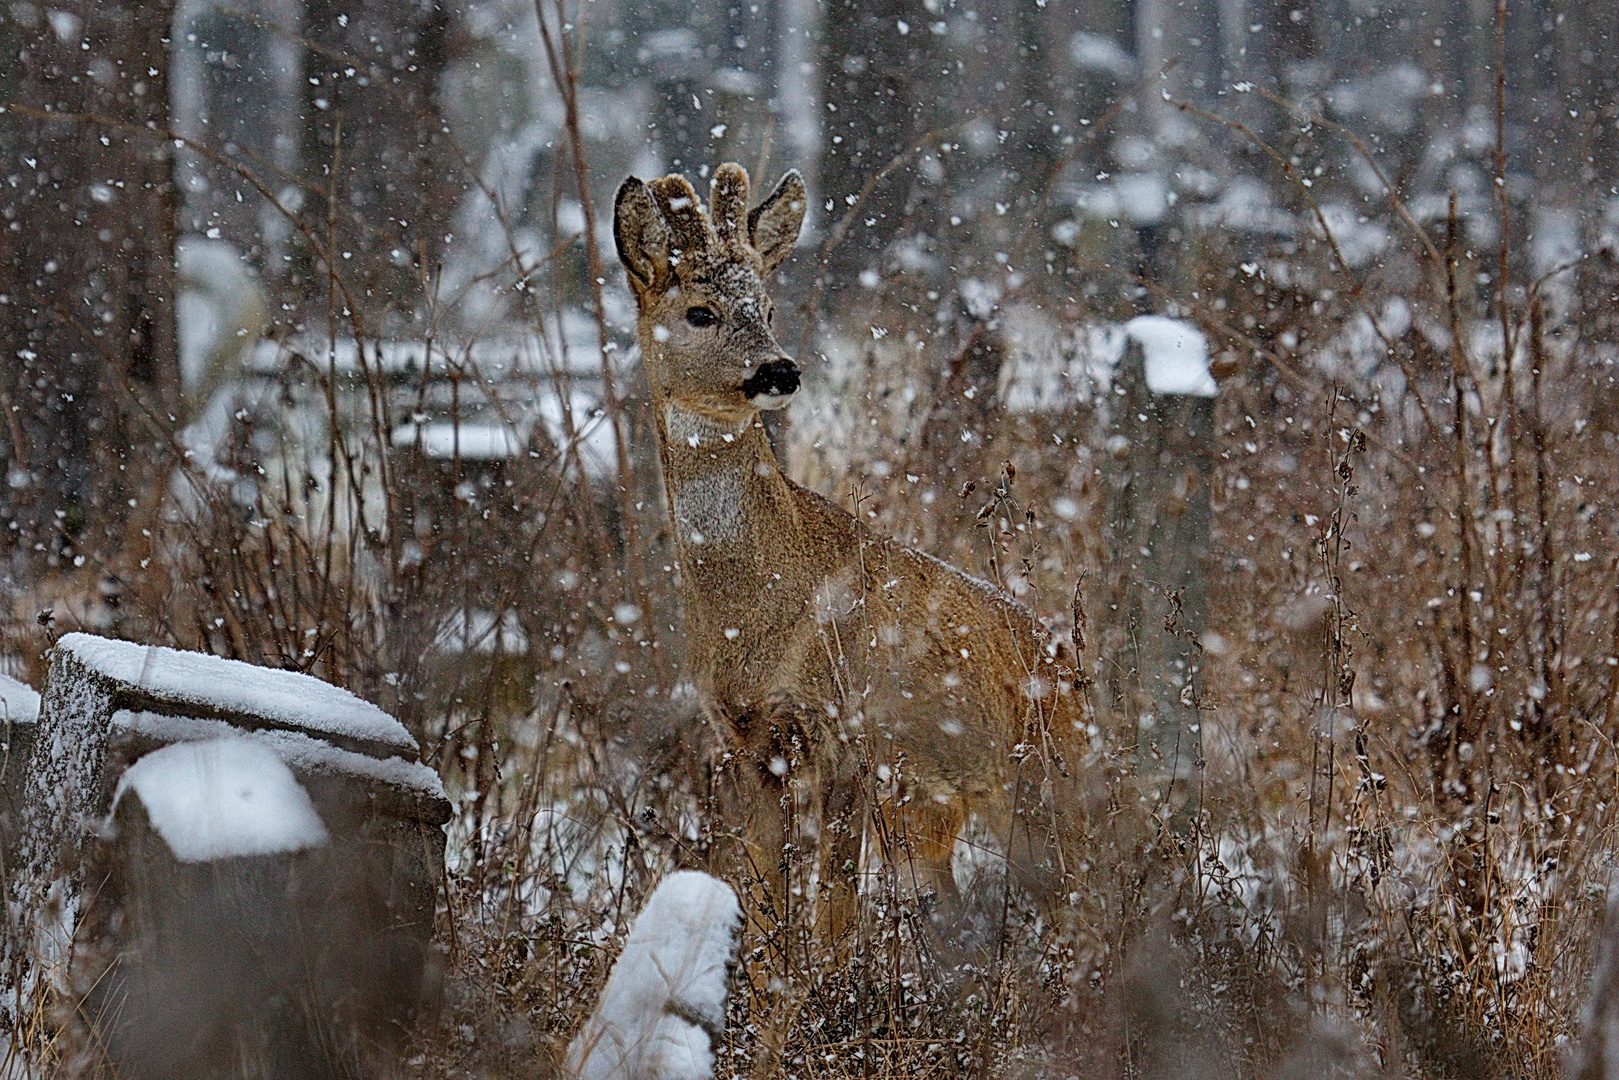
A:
567 871 742 1080
1104 318 1219 806
2 633 450 1075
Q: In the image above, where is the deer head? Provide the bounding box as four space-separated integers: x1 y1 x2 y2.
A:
613 163 807 425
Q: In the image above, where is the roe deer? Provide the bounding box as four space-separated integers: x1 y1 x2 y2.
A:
613 162 1087 934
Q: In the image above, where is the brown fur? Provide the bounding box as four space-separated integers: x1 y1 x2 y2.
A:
614 163 1087 932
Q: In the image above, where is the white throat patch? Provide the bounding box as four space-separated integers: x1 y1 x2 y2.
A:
665 404 744 449
672 467 746 547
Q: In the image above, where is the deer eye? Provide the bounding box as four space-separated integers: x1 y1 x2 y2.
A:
685 306 718 328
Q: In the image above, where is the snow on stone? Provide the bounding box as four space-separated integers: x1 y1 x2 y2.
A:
391 419 534 460
1311 297 1412 381
1188 175 1297 237
0 673 40 725
567 871 741 1080
1125 316 1218 397
111 710 447 805
1068 31 1137 79
57 633 414 753
998 312 1125 413
1316 203 1391 269
1114 173 1169 226
113 738 329 863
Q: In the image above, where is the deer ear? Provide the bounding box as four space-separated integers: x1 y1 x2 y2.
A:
748 169 806 275
614 177 669 295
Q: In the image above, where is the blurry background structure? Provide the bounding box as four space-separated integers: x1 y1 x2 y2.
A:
4 0 1619 1077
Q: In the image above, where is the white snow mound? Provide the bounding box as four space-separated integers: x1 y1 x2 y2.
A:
58 633 414 752
0 673 40 725
567 871 742 1080
1125 315 1218 397
114 738 330 863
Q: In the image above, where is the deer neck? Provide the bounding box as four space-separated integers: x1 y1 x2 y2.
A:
655 399 792 566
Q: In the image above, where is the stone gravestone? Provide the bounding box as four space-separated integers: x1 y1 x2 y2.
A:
3 633 450 1078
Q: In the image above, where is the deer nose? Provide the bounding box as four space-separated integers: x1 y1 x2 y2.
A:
740 358 800 400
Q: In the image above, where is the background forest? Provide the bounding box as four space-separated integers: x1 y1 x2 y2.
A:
4 0 1619 1076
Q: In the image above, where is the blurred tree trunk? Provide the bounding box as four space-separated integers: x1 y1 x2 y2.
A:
1133 0 1222 144
1555 0 1619 188
817 0 936 301
295 0 460 328
0 0 180 576
170 0 305 277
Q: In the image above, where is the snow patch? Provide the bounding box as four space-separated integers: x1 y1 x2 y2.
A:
538 388 623 478
175 235 266 394
1114 173 1169 226
1188 176 1297 237
998 311 1125 413
958 278 1001 321
1069 31 1137 79
1325 63 1428 133
113 739 329 863
1065 174 1170 227
391 420 534 460
567 871 741 1080
1125 316 1217 397
0 673 40 726
1316 203 1391 269
433 609 531 655
1529 206 1582 282
57 633 414 754
1311 297 1412 381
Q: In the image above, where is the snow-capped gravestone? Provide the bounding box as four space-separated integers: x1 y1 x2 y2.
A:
5 633 449 1078
1104 317 1219 808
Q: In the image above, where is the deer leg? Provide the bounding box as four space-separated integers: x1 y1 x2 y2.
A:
712 697 814 936
877 792 965 924
702 745 785 934
746 771 795 934
815 758 864 944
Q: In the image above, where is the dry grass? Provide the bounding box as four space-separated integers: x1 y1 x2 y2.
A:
6 10 1618 1079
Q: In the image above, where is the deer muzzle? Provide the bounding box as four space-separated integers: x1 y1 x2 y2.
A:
740 358 800 407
